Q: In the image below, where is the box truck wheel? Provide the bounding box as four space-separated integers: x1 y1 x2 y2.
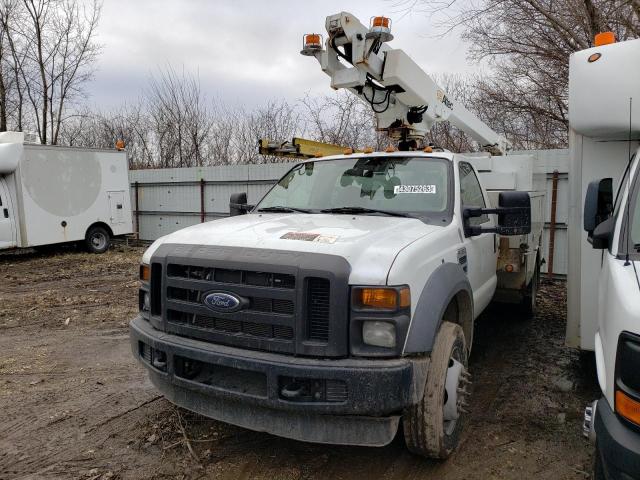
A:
85 225 111 254
521 256 540 317
403 321 469 459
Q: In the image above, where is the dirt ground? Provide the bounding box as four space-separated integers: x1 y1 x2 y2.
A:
0 245 599 480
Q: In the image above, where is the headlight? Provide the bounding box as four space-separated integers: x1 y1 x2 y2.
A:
143 292 150 311
362 321 396 348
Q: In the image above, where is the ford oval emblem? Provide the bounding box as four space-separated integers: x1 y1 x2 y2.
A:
203 292 243 313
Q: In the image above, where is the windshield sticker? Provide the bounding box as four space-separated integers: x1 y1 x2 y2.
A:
281 232 338 244
394 185 437 194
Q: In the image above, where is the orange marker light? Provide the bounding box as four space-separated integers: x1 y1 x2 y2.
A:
343 148 353 155
594 31 616 47
140 264 150 282
423 146 433 153
116 139 125 150
505 264 514 273
616 390 640 426
385 145 396 152
354 287 410 310
363 147 374 154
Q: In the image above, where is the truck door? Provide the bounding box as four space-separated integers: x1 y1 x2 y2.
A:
458 162 497 315
108 191 126 224
0 176 16 249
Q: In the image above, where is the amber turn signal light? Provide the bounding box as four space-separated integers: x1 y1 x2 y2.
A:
616 390 640 426
354 287 410 310
140 264 150 282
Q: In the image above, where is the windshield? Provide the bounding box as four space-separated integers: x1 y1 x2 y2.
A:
256 156 450 216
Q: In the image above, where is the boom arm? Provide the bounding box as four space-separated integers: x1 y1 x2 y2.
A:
301 12 510 154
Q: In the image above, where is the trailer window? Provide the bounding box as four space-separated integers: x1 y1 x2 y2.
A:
459 162 488 225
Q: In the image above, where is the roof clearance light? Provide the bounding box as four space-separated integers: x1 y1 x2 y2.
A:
363 146 374 154
423 146 433 153
343 147 353 155
301 33 323 56
385 145 396 152
594 31 616 47
115 139 125 150
367 16 393 42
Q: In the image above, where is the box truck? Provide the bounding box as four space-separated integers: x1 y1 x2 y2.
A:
0 131 133 253
566 35 640 479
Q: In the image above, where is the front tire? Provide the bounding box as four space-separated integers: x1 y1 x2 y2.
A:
403 321 469 459
85 226 111 254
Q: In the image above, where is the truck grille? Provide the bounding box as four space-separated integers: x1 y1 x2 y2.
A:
307 278 330 342
151 246 351 357
167 264 295 289
168 310 294 340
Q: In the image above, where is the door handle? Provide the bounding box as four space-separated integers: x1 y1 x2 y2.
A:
3 208 7 218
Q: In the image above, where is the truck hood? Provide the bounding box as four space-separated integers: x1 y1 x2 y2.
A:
142 213 442 284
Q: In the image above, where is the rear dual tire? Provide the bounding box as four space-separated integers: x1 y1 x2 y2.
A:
521 257 540 317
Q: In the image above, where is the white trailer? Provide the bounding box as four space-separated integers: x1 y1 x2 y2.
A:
0 132 133 253
566 39 640 351
564 35 640 480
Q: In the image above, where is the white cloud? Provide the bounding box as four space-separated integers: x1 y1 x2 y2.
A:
88 0 471 109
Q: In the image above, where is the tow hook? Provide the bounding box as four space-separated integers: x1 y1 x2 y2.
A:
583 400 597 444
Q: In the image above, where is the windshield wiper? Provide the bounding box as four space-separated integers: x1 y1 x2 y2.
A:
320 206 412 218
257 206 313 214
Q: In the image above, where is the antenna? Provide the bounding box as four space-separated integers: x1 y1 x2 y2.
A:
624 97 634 266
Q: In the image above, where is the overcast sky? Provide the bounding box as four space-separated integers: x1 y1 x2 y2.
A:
89 0 474 110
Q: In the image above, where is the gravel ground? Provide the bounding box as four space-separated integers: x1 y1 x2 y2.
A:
0 246 599 479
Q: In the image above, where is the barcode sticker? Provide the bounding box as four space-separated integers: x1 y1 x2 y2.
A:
394 185 437 194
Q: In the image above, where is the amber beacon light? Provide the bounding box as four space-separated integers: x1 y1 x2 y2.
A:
594 31 616 47
301 33 323 56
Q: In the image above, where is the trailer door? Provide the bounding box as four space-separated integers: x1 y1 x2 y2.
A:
108 191 126 224
0 177 16 248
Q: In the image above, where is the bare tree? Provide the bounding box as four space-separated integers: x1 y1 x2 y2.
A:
397 0 640 148
5 0 101 143
231 100 303 164
146 66 213 168
301 91 386 150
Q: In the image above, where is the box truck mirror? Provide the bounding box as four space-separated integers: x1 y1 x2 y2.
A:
229 193 253 216
583 178 613 235
463 191 531 236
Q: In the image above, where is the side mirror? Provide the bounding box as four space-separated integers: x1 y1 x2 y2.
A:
495 191 531 236
464 191 531 237
590 216 615 250
584 178 613 236
229 192 253 216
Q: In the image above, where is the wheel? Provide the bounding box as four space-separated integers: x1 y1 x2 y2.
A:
521 257 540 317
403 321 469 459
85 226 111 254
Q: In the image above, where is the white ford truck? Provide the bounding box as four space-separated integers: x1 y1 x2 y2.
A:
567 35 640 479
130 12 540 458
131 149 533 458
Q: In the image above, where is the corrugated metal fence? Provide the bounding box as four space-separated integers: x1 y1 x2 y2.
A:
129 149 569 275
